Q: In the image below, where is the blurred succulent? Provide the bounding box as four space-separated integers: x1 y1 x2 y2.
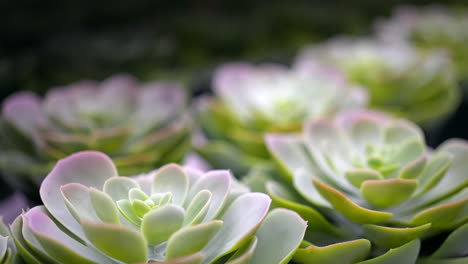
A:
246 110 468 263
0 219 19 264
11 151 306 264
0 74 192 196
197 62 366 175
376 5 468 80
296 38 460 124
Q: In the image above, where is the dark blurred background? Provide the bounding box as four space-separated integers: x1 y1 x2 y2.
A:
1 0 467 145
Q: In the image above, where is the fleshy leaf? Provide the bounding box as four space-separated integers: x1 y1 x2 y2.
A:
82 219 148 263
103 177 139 202
294 239 371 264
383 121 422 145
152 164 189 206
363 223 431 248
186 170 231 222
183 190 212 226
356 239 420 264
398 155 427 179
250 208 306 264
410 199 467 228
201 193 271 264
40 151 118 239
116 199 141 226
345 169 384 188
360 179 418 208
24 207 110 264
225 236 257 264
313 179 392 224
89 188 120 224
129 188 150 202
166 220 222 260
392 140 425 166
0 236 7 263
416 151 453 196
61 183 101 222
430 221 468 258
141 204 185 245
265 181 343 238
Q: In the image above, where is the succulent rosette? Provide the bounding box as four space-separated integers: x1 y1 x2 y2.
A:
296 38 460 124
0 74 192 196
250 110 468 263
10 151 306 264
376 5 468 80
197 62 366 174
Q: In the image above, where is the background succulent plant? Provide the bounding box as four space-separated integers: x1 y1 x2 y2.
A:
0 74 192 197
11 151 307 264
245 110 468 263
296 38 460 124
197 62 366 175
375 5 468 81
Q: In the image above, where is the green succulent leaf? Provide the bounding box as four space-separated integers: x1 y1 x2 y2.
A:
363 223 431 248
313 179 393 224
294 239 371 264
166 220 222 260
360 179 418 208
82 220 148 263
249 208 306 264
140 204 185 246
357 239 420 264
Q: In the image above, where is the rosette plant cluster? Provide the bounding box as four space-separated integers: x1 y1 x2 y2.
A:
0 74 192 196
376 5 468 80
296 38 460 124
11 151 307 264
257 110 468 263
197 62 366 174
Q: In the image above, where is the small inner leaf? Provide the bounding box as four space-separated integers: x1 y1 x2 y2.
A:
360 179 418 209
103 177 139 202
129 188 149 202
116 199 141 226
345 168 384 188
152 164 189 206
166 220 222 260
141 204 185 245
132 199 152 218
184 190 212 226
89 188 120 224
399 155 427 179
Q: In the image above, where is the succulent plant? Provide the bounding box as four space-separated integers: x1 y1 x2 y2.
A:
296 38 460 124
0 219 19 264
246 110 468 263
0 74 192 196
10 151 307 264
197 62 366 175
375 5 468 80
